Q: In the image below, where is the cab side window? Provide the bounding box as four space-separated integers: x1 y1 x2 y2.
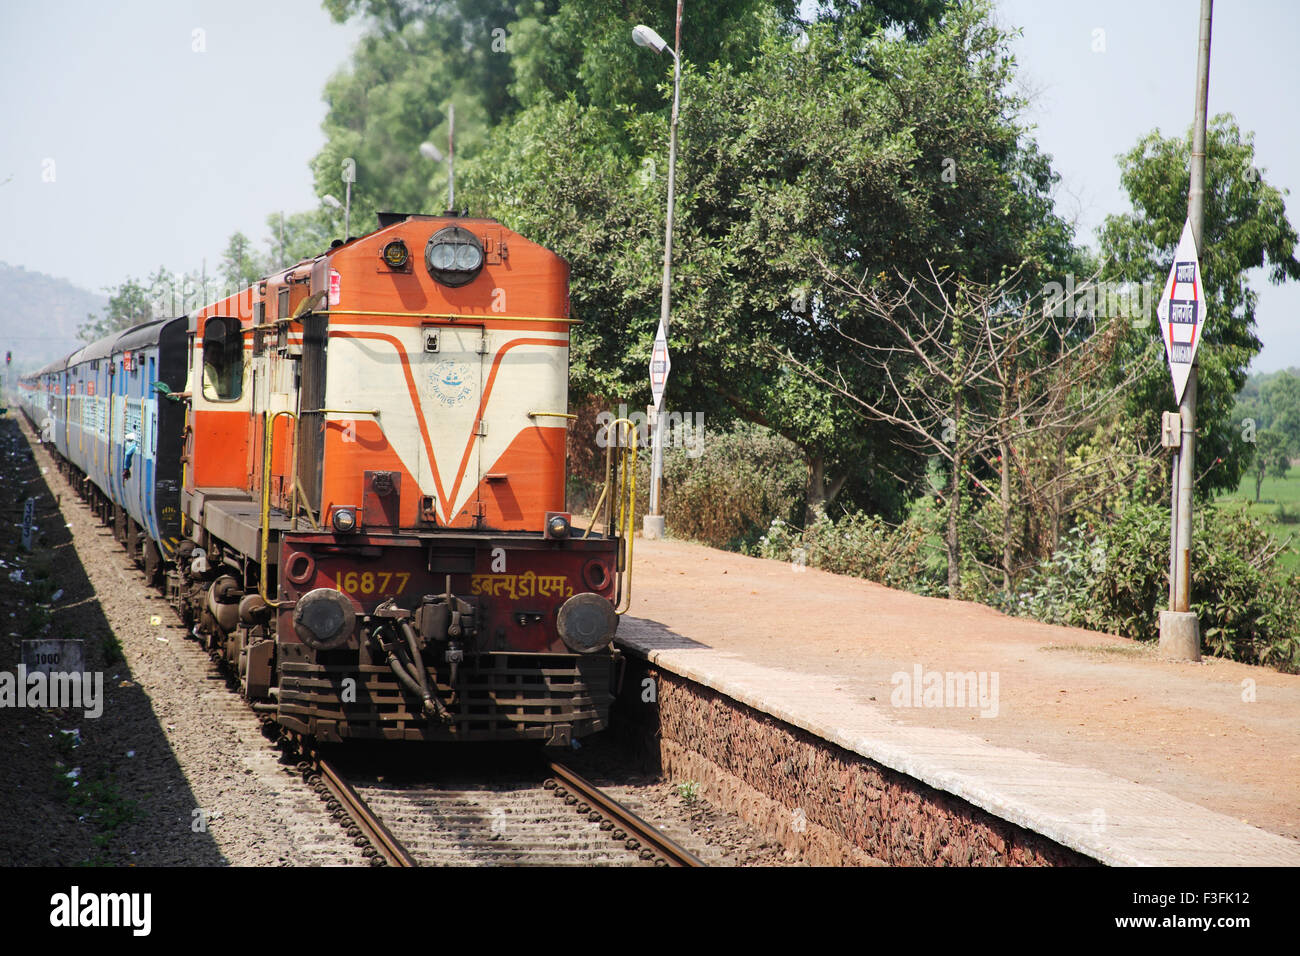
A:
201 316 244 401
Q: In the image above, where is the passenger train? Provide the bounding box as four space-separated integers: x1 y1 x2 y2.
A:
18 212 634 747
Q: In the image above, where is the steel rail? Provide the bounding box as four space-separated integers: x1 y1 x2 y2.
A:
316 757 418 868
548 762 705 868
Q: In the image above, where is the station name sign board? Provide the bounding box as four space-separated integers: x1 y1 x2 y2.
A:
1155 218 1207 404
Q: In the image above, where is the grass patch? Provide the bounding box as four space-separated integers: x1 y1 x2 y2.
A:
59 770 139 864
1216 464 1300 574
101 631 124 666
1039 642 1152 658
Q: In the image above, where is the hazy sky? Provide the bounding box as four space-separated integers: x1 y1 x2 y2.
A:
997 0 1300 373
0 0 363 288
1 1 1296 370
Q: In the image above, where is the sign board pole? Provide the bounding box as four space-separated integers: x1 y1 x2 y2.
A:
1168 453 1179 610
647 320 671 528
1158 0 1212 660
1173 372 1197 612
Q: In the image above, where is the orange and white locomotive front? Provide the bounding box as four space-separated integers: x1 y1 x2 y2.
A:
260 215 622 744
313 217 573 533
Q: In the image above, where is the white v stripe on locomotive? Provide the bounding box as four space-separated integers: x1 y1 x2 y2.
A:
324 325 569 523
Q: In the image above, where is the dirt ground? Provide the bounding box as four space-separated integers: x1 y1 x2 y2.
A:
0 416 362 866
623 537 1300 841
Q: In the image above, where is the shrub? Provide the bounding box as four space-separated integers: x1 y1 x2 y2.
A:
757 507 944 594
645 421 807 551
1016 500 1300 671
566 403 807 550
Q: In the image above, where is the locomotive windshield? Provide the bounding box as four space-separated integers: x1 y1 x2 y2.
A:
201 316 244 401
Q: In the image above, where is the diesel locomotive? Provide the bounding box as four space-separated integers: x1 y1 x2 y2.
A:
18 213 635 747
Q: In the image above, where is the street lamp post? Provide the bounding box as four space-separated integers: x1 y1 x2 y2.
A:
340 159 356 238
420 102 456 213
322 194 343 239
633 3 683 541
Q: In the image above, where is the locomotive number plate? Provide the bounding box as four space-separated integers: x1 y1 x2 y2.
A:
337 571 411 596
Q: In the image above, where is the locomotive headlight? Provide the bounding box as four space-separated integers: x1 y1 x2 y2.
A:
428 243 456 270
332 507 357 533
382 240 409 269
546 512 571 539
454 243 483 270
556 593 618 654
425 226 485 287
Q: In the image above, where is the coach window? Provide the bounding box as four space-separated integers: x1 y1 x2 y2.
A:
202 316 244 402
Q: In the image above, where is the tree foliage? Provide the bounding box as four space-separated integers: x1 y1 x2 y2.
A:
219 232 268 292
462 0 1074 520
78 267 213 342
79 277 157 343
312 0 520 231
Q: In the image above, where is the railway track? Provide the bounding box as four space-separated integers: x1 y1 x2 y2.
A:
310 757 417 867
547 761 705 867
309 755 705 867
19 416 710 869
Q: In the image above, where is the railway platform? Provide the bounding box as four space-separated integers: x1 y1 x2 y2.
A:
616 537 1300 866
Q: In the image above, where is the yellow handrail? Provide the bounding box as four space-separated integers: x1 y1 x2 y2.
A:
259 409 298 607
527 410 578 421
604 418 637 616
179 406 192 536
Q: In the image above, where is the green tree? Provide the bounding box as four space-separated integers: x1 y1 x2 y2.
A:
1253 428 1291 502
1099 116 1300 499
1259 371 1300 452
220 231 268 292
309 0 933 233
465 0 1074 520
78 277 157 343
264 208 337 270
312 0 520 230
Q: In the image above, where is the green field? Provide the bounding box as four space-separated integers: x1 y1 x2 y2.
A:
1216 465 1300 574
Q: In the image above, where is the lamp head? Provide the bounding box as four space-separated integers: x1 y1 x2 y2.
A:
632 24 669 54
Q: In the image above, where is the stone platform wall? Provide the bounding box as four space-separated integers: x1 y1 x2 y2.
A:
613 657 1094 867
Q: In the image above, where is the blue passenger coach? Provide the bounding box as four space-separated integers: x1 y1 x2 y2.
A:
20 317 189 577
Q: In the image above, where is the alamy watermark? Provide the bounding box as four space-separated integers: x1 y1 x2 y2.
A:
595 403 705 458
1 666 103 718
49 886 150 936
1042 274 1156 325
890 664 999 718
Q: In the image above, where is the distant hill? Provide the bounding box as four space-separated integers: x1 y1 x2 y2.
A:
0 262 104 374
